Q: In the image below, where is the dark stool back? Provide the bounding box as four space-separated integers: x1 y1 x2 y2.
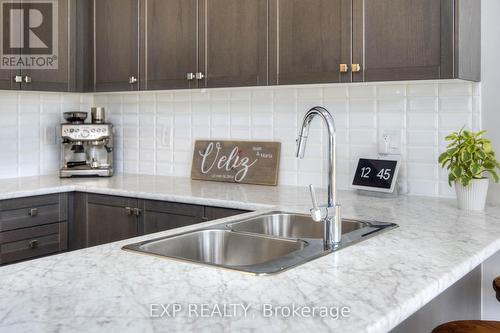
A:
494 276 500 302
431 277 500 333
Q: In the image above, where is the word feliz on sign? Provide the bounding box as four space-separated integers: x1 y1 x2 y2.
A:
191 141 281 186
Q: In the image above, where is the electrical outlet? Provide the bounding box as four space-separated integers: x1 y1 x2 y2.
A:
161 126 173 149
378 130 402 155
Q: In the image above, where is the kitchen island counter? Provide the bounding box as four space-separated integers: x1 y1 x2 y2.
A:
0 174 499 332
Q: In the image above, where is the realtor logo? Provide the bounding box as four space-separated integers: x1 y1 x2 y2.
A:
0 0 58 69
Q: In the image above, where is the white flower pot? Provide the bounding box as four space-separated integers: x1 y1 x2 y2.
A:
455 178 490 211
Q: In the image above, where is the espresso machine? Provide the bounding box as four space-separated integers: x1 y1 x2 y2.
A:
60 108 114 178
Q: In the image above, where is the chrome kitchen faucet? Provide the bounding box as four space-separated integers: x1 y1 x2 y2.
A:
296 107 342 250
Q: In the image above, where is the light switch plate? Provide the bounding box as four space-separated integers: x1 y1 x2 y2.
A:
43 125 57 145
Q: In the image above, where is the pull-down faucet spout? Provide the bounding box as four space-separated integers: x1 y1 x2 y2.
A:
296 106 341 250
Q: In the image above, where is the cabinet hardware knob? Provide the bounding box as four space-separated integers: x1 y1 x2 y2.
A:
339 64 348 73
28 208 38 217
133 208 142 217
23 76 32 83
125 207 133 216
128 76 138 84
351 64 362 73
195 72 205 80
187 73 196 81
14 75 23 83
28 240 39 249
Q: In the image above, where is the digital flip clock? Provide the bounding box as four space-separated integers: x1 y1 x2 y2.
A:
352 157 401 194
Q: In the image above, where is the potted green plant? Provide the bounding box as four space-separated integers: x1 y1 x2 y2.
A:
439 129 500 210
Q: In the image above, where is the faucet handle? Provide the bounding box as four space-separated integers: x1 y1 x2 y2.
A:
309 185 322 222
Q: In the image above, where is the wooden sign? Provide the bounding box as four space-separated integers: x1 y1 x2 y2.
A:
191 140 281 186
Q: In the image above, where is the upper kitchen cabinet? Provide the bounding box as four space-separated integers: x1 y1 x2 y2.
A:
140 0 198 90
269 0 352 85
352 0 481 82
0 0 89 91
92 0 139 92
198 0 268 88
0 0 14 89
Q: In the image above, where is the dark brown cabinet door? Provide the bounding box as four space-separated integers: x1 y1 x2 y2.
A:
140 200 205 235
140 0 198 90
85 194 139 247
92 0 139 92
0 0 16 91
269 0 352 85
199 0 268 88
20 0 71 91
0 70 16 90
352 0 454 82
204 206 248 220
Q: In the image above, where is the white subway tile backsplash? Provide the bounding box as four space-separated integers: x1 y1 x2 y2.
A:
378 112 405 129
323 86 348 99
408 97 438 112
350 129 377 145
407 130 438 146
230 128 250 140
407 146 437 162
298 87 323 100
0 81 479 198
438 113 473 130
377 85 406 98
350 99 376 113
349 85 376 98
377 98 405 113
407 83 437 97
231 113 250 128
407 180 438 196
350 113 376 129
407 163 437 181
439 182 455 198
211 126 230 139
439 82 472 96
439 97 472 113
273 87 297 100
408 113 437 130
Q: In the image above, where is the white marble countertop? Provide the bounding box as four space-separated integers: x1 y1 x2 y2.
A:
1 174 500 333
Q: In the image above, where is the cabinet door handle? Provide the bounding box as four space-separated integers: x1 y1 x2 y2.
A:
187 73 196 81
14 75 23 83
351 64 362 73
23 76 32 83
28 208 39 217
28 240 39 249
339 64 348 73
129 76 138 84
125 207 133 216
133 208 142 217
195 72 205 80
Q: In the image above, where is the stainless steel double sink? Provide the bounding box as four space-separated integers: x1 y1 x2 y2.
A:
123 212 397 275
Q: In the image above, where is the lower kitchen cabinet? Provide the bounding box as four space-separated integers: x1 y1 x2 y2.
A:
141 202 248 234
0 192 250 262
85 194 140 247
0 222 68 265
71 193 140 249
0 192 249 264
204 206 248 220
140 200 205 235
69 193 250 250
0 194 69 265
